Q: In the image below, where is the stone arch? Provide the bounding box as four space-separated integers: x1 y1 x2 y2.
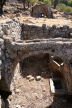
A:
13 53 68 93
19 52 51 78
3 38 72 94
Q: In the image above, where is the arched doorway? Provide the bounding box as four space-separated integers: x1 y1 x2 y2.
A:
8 53 68 108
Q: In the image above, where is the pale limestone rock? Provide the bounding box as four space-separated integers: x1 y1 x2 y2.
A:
16 105 21 108
36 76 41 81
15 89 21 93
26 75 32 79
70 33 72 36
42 88 46 92
29 76 34 81
33 93 39 99
8 95 12 101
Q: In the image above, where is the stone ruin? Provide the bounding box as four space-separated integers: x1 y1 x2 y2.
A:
31 3 53 18
0 18 72 107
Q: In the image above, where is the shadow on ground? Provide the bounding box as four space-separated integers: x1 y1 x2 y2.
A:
46 95 72 108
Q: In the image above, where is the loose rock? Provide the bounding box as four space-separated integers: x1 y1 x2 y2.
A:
16 105 21 108
36 76 41 81
26 75 32 79
29 76 34 81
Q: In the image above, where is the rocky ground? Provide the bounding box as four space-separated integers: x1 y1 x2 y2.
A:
0 2 72 27
7 56 72 108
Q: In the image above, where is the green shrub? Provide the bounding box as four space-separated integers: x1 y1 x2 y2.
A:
59 0 68 5
56 3 72 13
68 0 72 7
38 0 52 6
56 3 66 11
65 6 72 13
43 0 52 6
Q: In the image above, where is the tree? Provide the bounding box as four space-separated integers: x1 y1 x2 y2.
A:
0 0 6 15
21 0 26 10
30 0 38 5
53 0 59 8
42 0 52 5
21 0 38 10
26 0 37 8
68 0 72 7
26 0 30 8
60 0 68 5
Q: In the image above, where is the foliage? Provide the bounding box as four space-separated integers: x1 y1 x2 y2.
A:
53 0 59 8
38 0 52 5
56 3 66 11
0 0 72 14
65 5 72 13
56 3 72 13
30 0 38 3
21 0 38 9
26 0 38 4
59 0 68 5
68 0 72 7
21 0 72 10
58 0 72 7
44 0 52 5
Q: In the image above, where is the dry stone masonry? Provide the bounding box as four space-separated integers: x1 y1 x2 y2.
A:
3 37 72 94
22 24 72 40
0 18 21 40
31 3 53 18
0 18 72 106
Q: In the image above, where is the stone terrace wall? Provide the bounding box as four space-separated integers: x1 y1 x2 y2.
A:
22 24 72 40
0 18 21 40
0 18 72 40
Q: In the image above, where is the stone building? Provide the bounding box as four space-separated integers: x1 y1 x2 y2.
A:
31 3 53 18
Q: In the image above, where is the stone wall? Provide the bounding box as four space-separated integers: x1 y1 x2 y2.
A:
1 43 16 91
31 4 53 18
0 38 12 92
0 18 72 95
61 63 72 95
0 18 21 40
22 24 72 40
3 37 72 94
0 18 72 41
49 57 72 94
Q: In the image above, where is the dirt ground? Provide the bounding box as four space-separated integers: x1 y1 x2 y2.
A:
8 56 72 108
0 2 72 27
